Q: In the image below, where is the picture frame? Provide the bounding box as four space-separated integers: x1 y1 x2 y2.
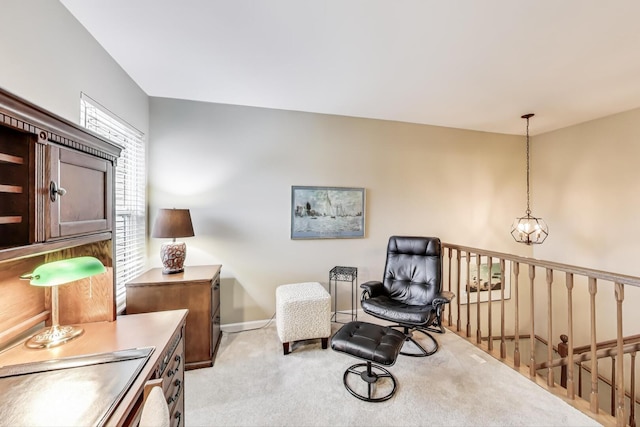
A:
460 255 511 304
291 186 365 239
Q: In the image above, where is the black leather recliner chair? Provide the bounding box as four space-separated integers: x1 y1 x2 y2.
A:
360 236 455 357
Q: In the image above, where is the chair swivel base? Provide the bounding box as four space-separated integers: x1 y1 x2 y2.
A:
390 325 439 357
343 361 397 402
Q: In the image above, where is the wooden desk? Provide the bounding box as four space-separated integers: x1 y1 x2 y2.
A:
126 265 222 369
0 309 188 427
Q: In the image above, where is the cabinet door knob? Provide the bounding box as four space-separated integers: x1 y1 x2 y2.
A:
49 181 67 202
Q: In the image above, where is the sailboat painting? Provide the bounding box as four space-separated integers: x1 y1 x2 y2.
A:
291 186 365 239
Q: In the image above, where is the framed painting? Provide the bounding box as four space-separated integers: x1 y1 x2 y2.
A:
291 186 365 239
460 255 511 304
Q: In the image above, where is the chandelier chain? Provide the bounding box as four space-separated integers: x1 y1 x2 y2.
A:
525 115 531 215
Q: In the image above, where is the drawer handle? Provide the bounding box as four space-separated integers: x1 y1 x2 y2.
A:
167 379 182 404
49 181 67 202
168 354 182 377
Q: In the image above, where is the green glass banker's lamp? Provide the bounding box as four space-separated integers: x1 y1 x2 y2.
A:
21 256 106 349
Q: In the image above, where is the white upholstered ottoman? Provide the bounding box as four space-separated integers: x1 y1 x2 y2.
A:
276 281 331 355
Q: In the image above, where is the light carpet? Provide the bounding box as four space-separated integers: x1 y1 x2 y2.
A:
185 320 601 427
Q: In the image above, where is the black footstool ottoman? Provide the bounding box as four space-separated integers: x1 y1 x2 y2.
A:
330 321 406 402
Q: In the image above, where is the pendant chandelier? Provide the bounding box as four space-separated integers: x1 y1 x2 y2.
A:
510 113 548 245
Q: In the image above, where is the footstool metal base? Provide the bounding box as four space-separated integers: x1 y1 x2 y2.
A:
344 361 397 402
331 321 406 402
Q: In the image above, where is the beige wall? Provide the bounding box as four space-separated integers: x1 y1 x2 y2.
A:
532 108 640 346
148 98 530 325
0 0 148 134
533 107 640 275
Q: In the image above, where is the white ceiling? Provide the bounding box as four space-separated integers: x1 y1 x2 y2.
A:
60 0 640 135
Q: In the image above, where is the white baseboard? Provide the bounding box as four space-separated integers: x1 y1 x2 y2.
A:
221 309 369 333
221 317 275 333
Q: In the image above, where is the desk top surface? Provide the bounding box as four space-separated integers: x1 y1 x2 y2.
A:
0 309 188 427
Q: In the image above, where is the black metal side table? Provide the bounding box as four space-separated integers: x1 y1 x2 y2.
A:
329 266 358 323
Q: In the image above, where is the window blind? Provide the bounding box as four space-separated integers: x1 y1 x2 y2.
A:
80 93 146 313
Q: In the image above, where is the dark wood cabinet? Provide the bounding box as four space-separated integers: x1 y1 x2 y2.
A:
48 143 112 239
126 265 222 370
0 88 122 348
0 88 121 262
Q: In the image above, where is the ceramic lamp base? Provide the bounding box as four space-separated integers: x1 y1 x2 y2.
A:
160 241 187 274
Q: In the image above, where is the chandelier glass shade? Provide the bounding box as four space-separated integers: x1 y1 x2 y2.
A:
511 113 548 245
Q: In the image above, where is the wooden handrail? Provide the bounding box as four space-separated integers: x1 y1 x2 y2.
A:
562 333 640 355
443 243 640 287
537 342 640 370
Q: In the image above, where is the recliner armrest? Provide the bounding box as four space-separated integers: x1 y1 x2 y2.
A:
360 281 383 299
432 291 455 306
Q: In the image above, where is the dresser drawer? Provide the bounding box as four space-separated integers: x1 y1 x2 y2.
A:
150 323 185 427
171 395 184 427
164 338 184 412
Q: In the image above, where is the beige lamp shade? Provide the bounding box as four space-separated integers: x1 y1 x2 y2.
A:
152 209 194 274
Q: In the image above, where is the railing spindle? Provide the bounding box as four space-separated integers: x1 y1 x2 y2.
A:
466 252 471 338
456 250 462 332
579 362 583 398
546 268 554 387
611 355 616 416
615 282 625 426
630 352 636 427
500 258 506 359
476 254 482 345
589 276 599 413
488 255 493 351
447 248 453 327
529 264 536 378
514 261 520 368
566 272 575 399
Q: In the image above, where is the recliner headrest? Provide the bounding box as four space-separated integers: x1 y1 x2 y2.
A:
387 236 441 257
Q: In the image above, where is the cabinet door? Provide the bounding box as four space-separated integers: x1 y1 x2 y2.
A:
48 144 112 239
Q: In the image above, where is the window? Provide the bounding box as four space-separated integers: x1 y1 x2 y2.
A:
80 93 146 313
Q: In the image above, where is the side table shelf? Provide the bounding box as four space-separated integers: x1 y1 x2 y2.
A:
329 266 358 324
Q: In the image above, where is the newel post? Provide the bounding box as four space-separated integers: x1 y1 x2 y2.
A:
558 334 568 388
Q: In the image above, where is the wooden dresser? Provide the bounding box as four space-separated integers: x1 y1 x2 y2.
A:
0 309 188 427
126 265 222 370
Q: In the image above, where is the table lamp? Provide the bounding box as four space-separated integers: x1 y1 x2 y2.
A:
151 208 195 274
21 256 107 349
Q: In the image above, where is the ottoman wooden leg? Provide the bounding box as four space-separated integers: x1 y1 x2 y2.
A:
283 342 290 355
321 337 328 349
